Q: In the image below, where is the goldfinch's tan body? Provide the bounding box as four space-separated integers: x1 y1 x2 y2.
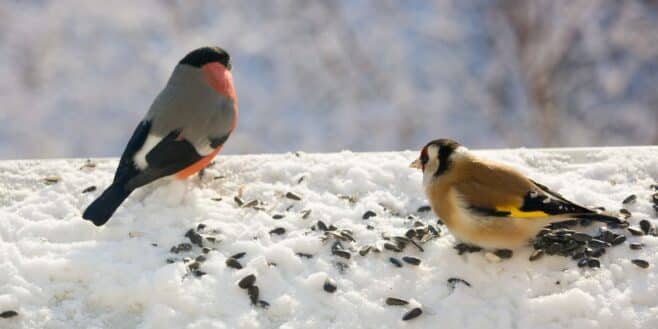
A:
412 139 622 250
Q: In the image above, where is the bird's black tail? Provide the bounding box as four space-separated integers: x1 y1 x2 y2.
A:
82 183 132 226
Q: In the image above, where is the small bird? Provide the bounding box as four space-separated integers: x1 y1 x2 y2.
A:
83 46 238 226
410 139 623 249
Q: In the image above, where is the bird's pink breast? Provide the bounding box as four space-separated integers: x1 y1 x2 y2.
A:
201 62 238 131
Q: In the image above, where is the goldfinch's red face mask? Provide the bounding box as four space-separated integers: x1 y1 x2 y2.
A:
410 147 429 170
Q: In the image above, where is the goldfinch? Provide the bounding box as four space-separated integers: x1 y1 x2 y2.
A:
410 139 623 249
83 46 238 226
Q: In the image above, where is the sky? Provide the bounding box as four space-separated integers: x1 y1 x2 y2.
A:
0 0 656 159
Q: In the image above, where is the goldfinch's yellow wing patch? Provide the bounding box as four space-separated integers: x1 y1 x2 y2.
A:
494 205 549 218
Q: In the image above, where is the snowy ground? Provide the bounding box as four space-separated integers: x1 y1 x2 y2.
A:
1 147 657 329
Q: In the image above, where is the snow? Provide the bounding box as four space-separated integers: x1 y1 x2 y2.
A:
1 146 657 329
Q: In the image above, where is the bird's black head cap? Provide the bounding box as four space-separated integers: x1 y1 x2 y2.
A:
179 46 232 70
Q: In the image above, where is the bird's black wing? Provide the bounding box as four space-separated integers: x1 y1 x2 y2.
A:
113 120 152 183
123 130 203 190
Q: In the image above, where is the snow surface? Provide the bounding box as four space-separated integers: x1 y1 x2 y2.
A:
1 147 657 329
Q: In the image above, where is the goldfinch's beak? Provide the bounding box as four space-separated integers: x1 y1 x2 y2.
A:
409 158 422 170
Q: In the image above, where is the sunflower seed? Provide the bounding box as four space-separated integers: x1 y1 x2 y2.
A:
619 208 631 218
166 258 176 264
359 246 372 256
234 196 244 206
402 308 423 321
627 227 644 236
258 300 270 308
389 257 403 267
651 184 658 191
447 277 471 288
82 186 97 193
43 176 60 185
0 310 18 318
79 160 96 170
185 229 204 247
269 227 286 235
384 242 402 252
242 199 260 208
402 256 421 265
577 258 589 267
529 249 544 261
238 274 256 289
417 206 431 213
588 239 611 248
301 209 312 219
192 270 206 277
226 258 243 269
652 192 658 204
171 243 193 253
362 210 377 220
622 194 637 205
405 229 417 239
195 255 207 263
572 232 592 242
317 220 328 231
587 258 601 268
211 197 223 201
188 262 200 271
385 297 409 306
296 252 313 258
629 243 644 250
323 278 337 293
639 219 652 234
494 249 513 259
285 192 302 201
332 250 351 259
272 214 285 220
612 235 627 246
247 286 259 305
631 259 649 269
454 243 482 255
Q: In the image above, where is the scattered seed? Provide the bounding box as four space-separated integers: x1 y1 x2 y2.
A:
196 223 206 232
627 227 644 236
258 300 270 309
362 210 377 220
238 274 256 289
529 249 544 261
629 243 644 250
301 209 312 219
454 243 482 255
389 257 403 267
82 186 97 193
285 192 302 201
485 252 502 263
407 239 425 252
612 235 626 246
296 252 313 258
211 197 223 202
332 250 351 259
166 258 176 264
359 246 372 256
405 229 416 239
234 196 244 206
402 307 423 321
43 176 60 185
79 160 96 170
402 256 421 266
192 270 206 277
588 239 611 248
171 243 193 253
385 297 409 306
572 232 592 242
317 220 328 231
297 176 305 184
622 194 637 205
226 258 243 269
323 278 337 293
269 227 286 235
651 184 658 191
652 192 658 204
494 249 513 259
587 259 601 268
0 310 18 318
205 236 219 243
272 214 285 220
188 262 200 271
195 255 207 263
619 208 631 218
631 259 649 269
639 220 652 234
417 206 431 213
185 229 204 247
384 242 402 252
247 286 259 305
242 199 259 208
577 258 589 267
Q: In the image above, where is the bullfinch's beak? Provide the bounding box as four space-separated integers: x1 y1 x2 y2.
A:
409 158 422 170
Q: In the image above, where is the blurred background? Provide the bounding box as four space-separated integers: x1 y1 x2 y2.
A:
1 0 657 159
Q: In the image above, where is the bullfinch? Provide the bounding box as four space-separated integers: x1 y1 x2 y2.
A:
83 46 237 226
410 139 624 249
